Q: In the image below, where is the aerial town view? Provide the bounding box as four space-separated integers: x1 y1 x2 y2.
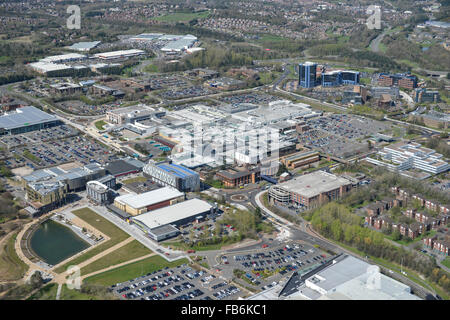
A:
0 0 449 310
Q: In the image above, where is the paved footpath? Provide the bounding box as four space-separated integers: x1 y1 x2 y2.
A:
52 237 134 284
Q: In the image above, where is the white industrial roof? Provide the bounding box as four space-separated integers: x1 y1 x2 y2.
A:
40 53 86 63
114 186 183 209
29 62 73 72
93 49 145 59
0 106 58 130
132 198 212 229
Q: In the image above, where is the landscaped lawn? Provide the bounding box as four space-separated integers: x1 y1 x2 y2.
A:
54 208 129 274
80 240 152 276
0 233 29 281
84 256 189 286
94 120 107 131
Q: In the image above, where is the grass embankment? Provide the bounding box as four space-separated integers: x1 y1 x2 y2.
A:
54 208 129 274
80 240 152 276
27 283 58 300
0 233 29 281
84 256 189 286
162 241 225 252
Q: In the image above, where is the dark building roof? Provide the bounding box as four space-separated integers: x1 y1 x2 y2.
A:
105 159 142 176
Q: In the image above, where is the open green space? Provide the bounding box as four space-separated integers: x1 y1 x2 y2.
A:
256 34 288 42
121 176 147 185
0 233 29 281
143 64 158 73
443 257 450 269
94 120 107 131
54 208 129 274
80 240 152 276
84 256 189 286
152 10 210 22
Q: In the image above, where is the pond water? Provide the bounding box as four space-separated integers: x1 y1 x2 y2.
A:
30 219 89 266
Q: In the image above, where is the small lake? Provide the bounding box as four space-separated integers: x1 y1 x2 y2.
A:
30 219 90 266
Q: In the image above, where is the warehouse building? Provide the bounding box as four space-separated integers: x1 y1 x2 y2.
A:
40 53 86 64
113 186 184 216
268 171 352 208
93 49 145 60
132 198 214 241
250 255 420 300
0 106 60 136
143 161 200 192
28 62 75 76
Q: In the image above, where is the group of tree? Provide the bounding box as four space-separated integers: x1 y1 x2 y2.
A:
307 202 450 294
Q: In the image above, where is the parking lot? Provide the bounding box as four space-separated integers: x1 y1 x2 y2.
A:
0 124 79 149
216 241 330 290
7 135 118 169
112 263 245 300
307 114 390 141
298 114 391 159
145 74 189 90
159 86 212 100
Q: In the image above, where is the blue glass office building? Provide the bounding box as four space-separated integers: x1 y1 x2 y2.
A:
299 62 317 88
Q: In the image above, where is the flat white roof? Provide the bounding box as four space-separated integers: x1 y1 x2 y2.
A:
41 53 86 63
132 198 212 229
115 186 183 209
29 62 73 72
93 49 145 59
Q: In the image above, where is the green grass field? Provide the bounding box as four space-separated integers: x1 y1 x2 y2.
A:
153 10 210 22
94 120 107 131
0 233 29 281
443 257 450 269
54 208 129 274
84 256 189 286
80 240 152 276
121 176 147 185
